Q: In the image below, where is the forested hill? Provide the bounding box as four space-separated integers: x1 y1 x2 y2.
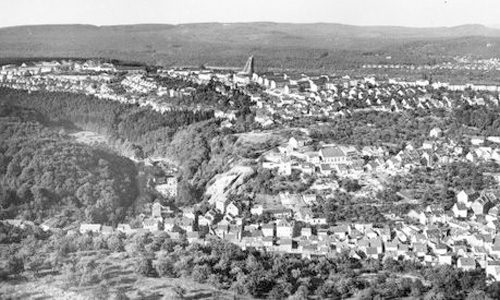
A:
0 103 138 225
0 87 228 209
0 88 215 158
1 23 500 70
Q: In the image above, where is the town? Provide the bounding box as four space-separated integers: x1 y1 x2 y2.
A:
4 56 500 285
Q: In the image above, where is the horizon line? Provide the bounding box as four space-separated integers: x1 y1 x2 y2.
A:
0 21 498 31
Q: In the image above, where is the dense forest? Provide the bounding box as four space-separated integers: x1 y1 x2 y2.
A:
0 104 138 225
2 24 500 72
0 87 215 157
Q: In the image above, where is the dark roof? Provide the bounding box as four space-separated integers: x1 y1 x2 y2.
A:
321 146 345 158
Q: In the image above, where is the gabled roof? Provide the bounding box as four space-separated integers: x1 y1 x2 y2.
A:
458 257 476 266
320 146 345 158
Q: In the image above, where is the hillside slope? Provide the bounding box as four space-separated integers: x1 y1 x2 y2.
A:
0 103 138 225
0 23 499 70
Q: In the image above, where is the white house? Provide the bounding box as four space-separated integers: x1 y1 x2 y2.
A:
429 127 442 138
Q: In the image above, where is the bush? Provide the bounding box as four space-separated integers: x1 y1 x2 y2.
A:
154 254 177 277
135 256 156 277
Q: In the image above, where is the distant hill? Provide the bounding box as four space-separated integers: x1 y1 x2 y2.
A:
1 22 500 71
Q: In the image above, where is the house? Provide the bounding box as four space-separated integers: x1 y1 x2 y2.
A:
413 243 427 257
365 229 379 240
306 152 321 165
370 238 384 253
452 203 468 219
262 236 274 248
377 227 392 242
226 202 240 217
491 240 500 257
434 243 448 255
177 217 194 233
101 226 113 235
214 224 230 239
365 160 382 172
452 244 468 256
429 127 442 138
457 257 476 271
331 225 351 240
276 220 294 238
357 239 371 252
261 223 275 237
255 110 274 127
288 136 307 150
269 208 293 219
486 261 500 281
152 202 163 219
301 227 313 238
397 244 410 257
407 209 428 225
278 161 292 176
422 141 434 150
183 207 196 220
250 204 264 216
466 152 478 163
117 224 134 235
80 224 101 234
163 218 176 232
365 247 379 259
186 231 202 244
302 194 317 206
151 202 173 219
143 218 161 232
385 241 398 252
386 156 402 169
319 164 333 176
198 216 211 227
486 205 500 222
471 136 485 146
277 238 294 252
215 198 229 214
319 146 349 165
456 190 479 207
438 255 453 266
155 176 178 197
471 196 494 215
336 164 349 176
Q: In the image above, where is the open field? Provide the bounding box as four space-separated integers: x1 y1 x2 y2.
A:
70 131 108 146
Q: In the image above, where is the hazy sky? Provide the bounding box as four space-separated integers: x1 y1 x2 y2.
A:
1 0 499 28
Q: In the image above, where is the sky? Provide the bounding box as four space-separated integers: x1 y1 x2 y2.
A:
0 0 499 28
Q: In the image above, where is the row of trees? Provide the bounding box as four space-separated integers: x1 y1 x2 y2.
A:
454 104 500 135
308 109 452 147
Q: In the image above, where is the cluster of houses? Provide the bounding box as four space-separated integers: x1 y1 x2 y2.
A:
69 131 500 280
362 57 500 72
248 73 500 127
5 59 500 281
0 61 242 117
72 185 500 282
257 129 500 199
3 60 500 130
